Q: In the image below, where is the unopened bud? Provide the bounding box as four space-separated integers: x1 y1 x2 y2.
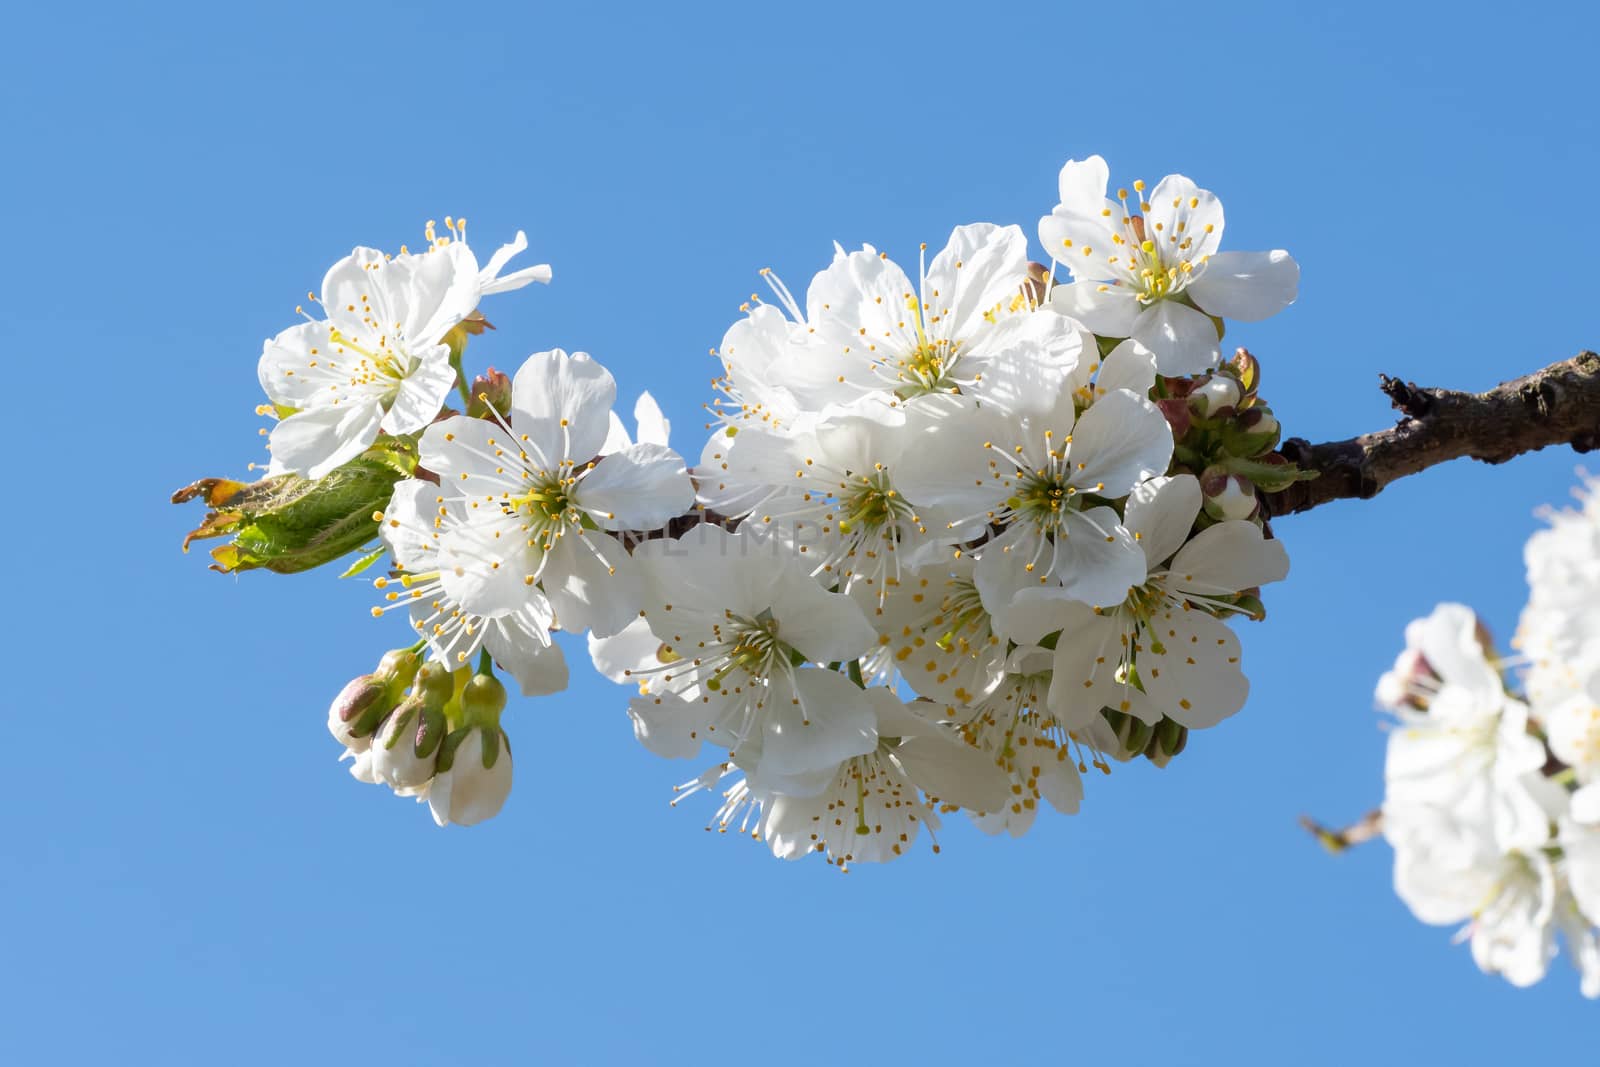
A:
370 696 438 794
1188 375 1242 418
1223 405 1281 457
1200 466 1258 521
327 674 396 751
1144 718 1188 768
461 672 509 728
429 725 514 827
414 660 456 707
466 367 513 420
375 646 422 683
1229 347 1260 395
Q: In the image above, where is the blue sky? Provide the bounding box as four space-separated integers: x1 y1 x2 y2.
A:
5 1 1598 1062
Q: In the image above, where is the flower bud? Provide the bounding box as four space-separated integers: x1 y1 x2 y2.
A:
370 696 444 795
1188 375 1242 418
374 647 422 684
327 674 393 752
466 367 513 420
1200 466 1258 521
460 672 509 728
1143 718 1188 768
429 725 513 827
1222 405 1281 457
1228 347 1260 395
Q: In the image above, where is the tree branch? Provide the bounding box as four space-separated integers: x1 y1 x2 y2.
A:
1264 352 1600 518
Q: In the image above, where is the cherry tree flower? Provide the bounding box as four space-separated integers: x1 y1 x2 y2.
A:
1040 155 1298 374
895 366 1173 613
415 349 693 638
257 224 549 480
1373 598 1600 997
708 404 983 601
372 480 570 695
673 689 1010 869
1004 473 1290 731
621 525 880 783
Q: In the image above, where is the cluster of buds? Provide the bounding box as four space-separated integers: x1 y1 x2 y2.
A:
1158 347 1300 528
327 646 513 827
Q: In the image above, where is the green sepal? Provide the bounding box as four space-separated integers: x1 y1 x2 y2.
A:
339 547 388 579
414 705 448 760
1218 455 1318 493
479 727 502 770
435 726 472 774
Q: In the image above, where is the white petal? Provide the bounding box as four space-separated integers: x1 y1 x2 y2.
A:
268 399 384 480
922 223 1030 343
1125 475 1201 569
1067 389 1173 496
767 570 877 664
1144 173 1224 263
894 736 1012 813
600 412 631 454
1096 339 1158 396
578 444 693 529
541 532 637 637
380 479 444 570
257 321 342 407
1054 508 1147 608
963 309 1088 417
1056 155 1110 211
759 669 877 778
1130 300 1221 376
483 616 566 696
511 349 618 463
1046 279 1141 337
634 392 670 446
1138 610 1248 729
1168 521 1290 597
436 524 538 618
380 345 456 435
627 695 708 760
1188 250 1299 322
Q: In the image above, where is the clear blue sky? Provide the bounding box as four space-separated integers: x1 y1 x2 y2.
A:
5 1 1596 1062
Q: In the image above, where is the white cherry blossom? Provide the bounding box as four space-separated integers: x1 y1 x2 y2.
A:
1005 473 1289 731
621 525 879 783
1040 155 1298 374
415 349 693 638
896 364 1173 613
372 479 570 695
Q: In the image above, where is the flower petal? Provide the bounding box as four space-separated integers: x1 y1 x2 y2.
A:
759 669 877 778
483 614 566 697
1046 279 1142 337
1137 609 1248 728
1168 520 1290 597
268 398 384 479
1125 474 1201 569
1053 507 1146 608
578 443 693 529
1130 299 1222 376
381 343 455 435
511 349 618 464
1188 249 1299 322
1067 388 1173 496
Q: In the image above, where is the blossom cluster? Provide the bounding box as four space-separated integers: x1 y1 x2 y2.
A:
177 159 1304 866
1373 476 1600 996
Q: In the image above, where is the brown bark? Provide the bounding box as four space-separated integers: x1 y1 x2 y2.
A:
1263 351 1600 518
